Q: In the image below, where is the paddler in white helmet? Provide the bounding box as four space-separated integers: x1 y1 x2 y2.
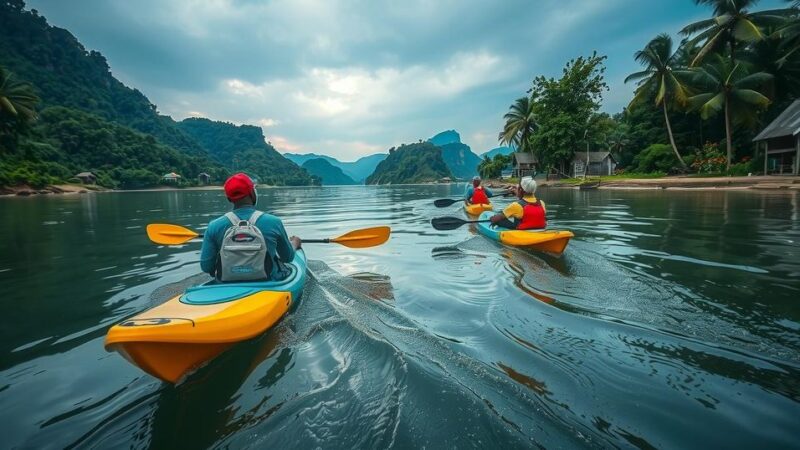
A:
489 176 547 229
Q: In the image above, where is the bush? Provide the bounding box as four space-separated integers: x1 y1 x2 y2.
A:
632 144 680 173
691 142 726 174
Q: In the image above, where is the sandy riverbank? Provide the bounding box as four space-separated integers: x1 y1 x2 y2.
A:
487 175 800 192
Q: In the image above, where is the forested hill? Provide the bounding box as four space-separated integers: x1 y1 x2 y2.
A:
178 118 317 186
365 143 452 185
0 1 204 156
0 1 316 188
427 130 482 179
301 158 357 185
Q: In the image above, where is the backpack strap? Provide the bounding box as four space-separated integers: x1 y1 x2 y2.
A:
224 211 241 226
248 210 264 226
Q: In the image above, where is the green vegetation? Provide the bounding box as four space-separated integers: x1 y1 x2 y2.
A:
499 0 799 177
301 158 357 185
428 131 483 179
177 118 318 186
366 143 452 184
0 1 316 189
478 154 511 179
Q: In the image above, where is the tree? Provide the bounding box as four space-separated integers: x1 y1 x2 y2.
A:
688 54 773 169
625 34 691 168
680 0 793 66
498 96 536 153
0 66 39 150
529 52 609 171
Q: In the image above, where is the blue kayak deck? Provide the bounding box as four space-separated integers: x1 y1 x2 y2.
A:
181 250 307 305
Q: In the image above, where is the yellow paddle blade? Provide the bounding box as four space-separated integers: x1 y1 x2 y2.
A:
147 224 200 245
330 226 391 248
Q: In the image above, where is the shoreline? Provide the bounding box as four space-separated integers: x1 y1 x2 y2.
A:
487 175 800 192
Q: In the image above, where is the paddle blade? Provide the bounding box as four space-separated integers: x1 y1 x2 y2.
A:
147 224 199 245
430 216 469 231
434 198 459 208
331 226 391 248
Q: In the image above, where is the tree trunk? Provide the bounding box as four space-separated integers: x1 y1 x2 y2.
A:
663 102 687 168
724 95 733 171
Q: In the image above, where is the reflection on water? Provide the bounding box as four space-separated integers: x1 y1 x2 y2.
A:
0 186 798 448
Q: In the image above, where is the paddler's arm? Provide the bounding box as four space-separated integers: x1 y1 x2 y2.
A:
491 202 522 224
485 187 494 197
199 221 220 275
464 185 473 204
275 220 298 262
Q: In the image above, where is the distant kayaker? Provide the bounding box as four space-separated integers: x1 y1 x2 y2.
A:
489 176 547 229
464 176 493 205
200 173 301 281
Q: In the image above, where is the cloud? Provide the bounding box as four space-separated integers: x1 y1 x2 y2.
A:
28 0 734 159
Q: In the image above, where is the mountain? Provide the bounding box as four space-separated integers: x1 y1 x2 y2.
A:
481 146 514 159
178 118 317 186
366 142 452 185
301 158 357 185
0 1 315 188
428 130 461 146
284 152 387 182
427 130 482 180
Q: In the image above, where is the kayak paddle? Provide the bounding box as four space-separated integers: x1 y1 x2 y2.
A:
430 216 491 231
433 191 514 208
146 223 390 248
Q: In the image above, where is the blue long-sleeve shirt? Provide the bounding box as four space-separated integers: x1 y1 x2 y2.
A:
200 206 295 281
464 185 493 202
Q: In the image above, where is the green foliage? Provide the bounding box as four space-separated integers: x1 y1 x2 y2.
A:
498 96 537 152
437 142 482 179
529 52 609 170
632 144 684 173
177 118 318 186
478 154 511 179
366 142 452 184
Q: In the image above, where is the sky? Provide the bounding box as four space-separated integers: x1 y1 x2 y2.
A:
27 0 785 161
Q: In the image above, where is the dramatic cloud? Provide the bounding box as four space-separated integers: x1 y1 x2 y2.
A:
28 0 777 159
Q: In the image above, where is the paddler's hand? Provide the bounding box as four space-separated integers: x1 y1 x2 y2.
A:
290 236 302 250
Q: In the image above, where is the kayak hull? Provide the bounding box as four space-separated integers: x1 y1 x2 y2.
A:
476 212 573 256
105 250 307 383
464 202 493 216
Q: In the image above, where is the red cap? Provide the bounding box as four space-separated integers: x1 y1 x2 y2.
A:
224 173 255 201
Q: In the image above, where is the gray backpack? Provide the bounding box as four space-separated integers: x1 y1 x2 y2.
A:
219 211 269 281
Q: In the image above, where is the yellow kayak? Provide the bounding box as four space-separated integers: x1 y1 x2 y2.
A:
464 202 493 216
476 212 573 256
105 250 307 383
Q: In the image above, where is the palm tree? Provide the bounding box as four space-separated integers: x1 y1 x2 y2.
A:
0 66 39 137
625 34 691 168
680 0 794 66
498 96 537 153
688 54 772 169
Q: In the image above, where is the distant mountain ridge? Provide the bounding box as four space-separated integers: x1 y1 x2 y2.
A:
427 130 482 180
283 152 387 182
301 158 357 185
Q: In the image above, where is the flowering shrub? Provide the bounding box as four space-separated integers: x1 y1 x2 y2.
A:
691 142 726 173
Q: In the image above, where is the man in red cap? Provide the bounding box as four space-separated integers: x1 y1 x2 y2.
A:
200 173 301 281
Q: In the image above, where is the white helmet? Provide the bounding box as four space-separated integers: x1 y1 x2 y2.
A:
520 176 537 194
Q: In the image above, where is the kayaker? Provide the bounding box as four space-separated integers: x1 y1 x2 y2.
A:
489 176 547 229
200 173 301 281
464 176 493 205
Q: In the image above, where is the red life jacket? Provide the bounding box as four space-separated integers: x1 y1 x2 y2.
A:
471 186 489 204
517 199 546 230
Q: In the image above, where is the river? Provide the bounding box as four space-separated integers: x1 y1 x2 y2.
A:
1 185 798 449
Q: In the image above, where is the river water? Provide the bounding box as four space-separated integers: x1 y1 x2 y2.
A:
0 185 798 449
